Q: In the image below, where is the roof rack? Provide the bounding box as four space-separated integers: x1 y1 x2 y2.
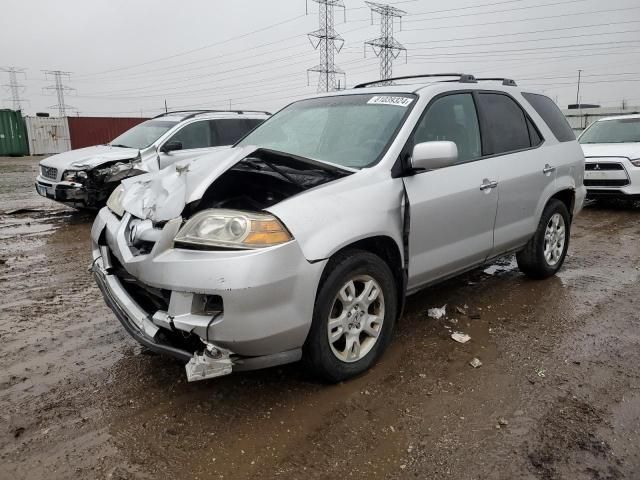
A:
354 73 477 88
475 78 517 87
153 109 271 120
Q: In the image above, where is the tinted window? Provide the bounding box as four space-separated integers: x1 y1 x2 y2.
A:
478 93 531 154
522 92 575 142
414 93 481 162
527 117 543 147
213 118 263 146
168 121 211 149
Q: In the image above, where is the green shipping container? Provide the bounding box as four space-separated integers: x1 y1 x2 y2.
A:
0 109 29 156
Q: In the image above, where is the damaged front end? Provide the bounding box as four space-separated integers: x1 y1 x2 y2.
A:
66 156 148 209
92 147 352 381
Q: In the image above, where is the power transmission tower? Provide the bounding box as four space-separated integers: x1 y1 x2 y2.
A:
0 67 28 111
307 0 346 92
364 1 407 84
42 70 76 117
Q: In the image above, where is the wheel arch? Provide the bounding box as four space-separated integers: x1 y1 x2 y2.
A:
319 236 405 321
548 188 575 218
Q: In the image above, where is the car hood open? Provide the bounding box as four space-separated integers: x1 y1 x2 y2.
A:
581 143 640 160
39 145 141 171
119 146 352 222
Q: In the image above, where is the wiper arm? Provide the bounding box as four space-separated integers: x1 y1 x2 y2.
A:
110 143 130 148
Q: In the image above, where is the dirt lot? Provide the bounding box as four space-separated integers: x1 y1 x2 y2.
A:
1 156 639 480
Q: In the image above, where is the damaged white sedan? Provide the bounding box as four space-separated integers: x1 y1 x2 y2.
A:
91 74 585 382
36 110 268 209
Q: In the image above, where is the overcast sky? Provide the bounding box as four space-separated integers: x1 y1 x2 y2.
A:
2 0 639 117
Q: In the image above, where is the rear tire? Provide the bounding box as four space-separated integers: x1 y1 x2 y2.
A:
517 199 571 279
303 249 397 383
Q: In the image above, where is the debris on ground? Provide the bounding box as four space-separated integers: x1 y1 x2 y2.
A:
469 358 482 368
537 368 546 378
427 305 447 319
497 418 509 427
451 332 471 344
13 427 25 438
469 313 481 320
455 306 466 315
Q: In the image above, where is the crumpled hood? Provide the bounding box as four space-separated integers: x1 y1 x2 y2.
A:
39 145 140 170
581 143 640 160
120 145 257 221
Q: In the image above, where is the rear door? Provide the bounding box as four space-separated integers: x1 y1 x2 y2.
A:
475 92 550 255
403 92 499 289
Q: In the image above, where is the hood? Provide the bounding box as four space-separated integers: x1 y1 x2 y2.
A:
39 145 140 170
120 146 258 221
119 146 352 222
580 142 640 160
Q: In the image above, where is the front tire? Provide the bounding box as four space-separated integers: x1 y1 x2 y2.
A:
304 249 398 383
516 199 571 279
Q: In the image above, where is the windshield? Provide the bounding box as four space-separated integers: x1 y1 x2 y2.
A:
237 94 416 168
579 118 640 144
110 120 178 149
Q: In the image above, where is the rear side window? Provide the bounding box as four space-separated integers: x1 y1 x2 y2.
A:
212 119 263 146
477 93 531 155
522 92 575 142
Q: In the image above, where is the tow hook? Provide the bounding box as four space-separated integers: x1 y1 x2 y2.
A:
185 344 233 382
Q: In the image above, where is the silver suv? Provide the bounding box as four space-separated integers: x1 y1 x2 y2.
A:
91 74 585 383
35 110 269 209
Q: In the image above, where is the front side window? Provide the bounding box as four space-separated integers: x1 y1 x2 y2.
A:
237 94 416 169
579 118 640 144
110 120 178 149
413 93 482 162
478 93 531 155
167 120 212 150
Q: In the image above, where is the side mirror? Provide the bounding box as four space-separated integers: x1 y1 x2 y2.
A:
160 140 183 154
411 141 458 171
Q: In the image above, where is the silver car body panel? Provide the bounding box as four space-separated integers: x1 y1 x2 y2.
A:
91 81 585 379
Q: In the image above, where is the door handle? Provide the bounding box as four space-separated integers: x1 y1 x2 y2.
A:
543 164 556 175
479 179 498 191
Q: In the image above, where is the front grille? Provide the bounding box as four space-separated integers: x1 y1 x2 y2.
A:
40 166 58 180
584 179 629 187
585 163 624 171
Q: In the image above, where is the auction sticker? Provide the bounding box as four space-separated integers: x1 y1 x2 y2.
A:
367 96 414 107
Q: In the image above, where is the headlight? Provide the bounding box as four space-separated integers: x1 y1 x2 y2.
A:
631 158 640 167
106 185 125 217
174 209 292 249
62 170 88 182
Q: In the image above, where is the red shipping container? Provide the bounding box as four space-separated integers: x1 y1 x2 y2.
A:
67 117 149 150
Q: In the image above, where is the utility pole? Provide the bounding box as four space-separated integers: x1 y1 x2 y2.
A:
164 99 168 113
307 0 346 92
365 1 407 84
42 70 75 117
0 67 28 111
575 69 583 107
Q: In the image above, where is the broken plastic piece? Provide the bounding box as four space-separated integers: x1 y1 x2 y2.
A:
185 346 233 382
451 332 471 344
469 357 482 368
428 305 447 319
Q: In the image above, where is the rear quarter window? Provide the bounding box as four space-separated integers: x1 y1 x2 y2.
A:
522 92 575 143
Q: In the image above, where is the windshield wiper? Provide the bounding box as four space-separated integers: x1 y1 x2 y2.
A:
110 143 131 148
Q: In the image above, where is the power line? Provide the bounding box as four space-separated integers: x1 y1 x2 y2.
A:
365 2 407 83
0 67 28 111
308 0 346 92
42 70 75 117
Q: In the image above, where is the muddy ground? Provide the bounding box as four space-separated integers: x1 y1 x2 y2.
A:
1 156 639 480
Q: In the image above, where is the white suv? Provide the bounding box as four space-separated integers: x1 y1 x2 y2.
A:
91 74 585 383
579 114 640 200
35 110 269 209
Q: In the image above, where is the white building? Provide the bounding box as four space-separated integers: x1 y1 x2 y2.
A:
562 106 640 135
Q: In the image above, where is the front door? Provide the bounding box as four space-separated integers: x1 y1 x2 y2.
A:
403 92 499 290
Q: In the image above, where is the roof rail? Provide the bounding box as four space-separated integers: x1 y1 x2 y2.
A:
354 73 477 88
475 77 517 87
152 109 271 120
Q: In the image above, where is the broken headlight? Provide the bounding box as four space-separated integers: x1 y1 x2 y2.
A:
62 170 88 183
174 209 292 249
106 185 125 217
